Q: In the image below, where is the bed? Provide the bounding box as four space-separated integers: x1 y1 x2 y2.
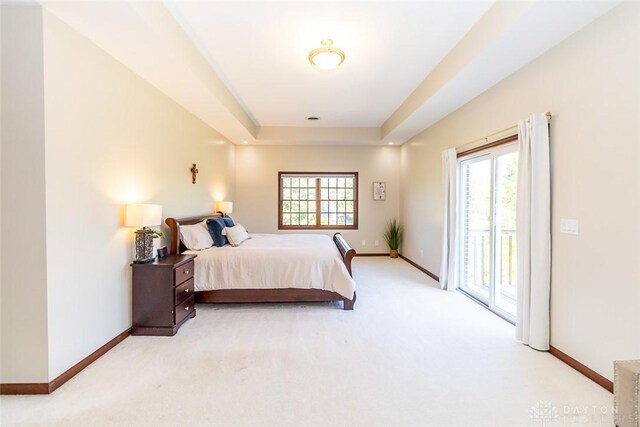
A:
165 215 357 310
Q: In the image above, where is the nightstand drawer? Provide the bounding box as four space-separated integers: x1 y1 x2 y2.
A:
175 278 194 306
175 295 195 325
174 261 194 285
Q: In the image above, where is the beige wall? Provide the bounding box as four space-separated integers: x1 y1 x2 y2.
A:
1 5 50 383
1 7 236 383
41 10 235 380
400 2 640 380
235 145 400 254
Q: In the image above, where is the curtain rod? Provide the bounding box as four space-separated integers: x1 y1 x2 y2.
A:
457 112 552 153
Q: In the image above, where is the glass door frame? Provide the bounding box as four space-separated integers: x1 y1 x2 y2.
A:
457 142 518 324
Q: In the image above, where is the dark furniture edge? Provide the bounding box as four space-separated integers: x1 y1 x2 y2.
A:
333 232 356 277
197 288 356 311
549 345 613 393
132 310 196 336
398 254 440 282
138 253 196 268
1 327 131 395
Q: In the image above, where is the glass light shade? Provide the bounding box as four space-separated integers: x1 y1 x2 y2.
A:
310 49 344 70
125 204 162 227
309 39 345 70
216 201 233 215
309 47 345 70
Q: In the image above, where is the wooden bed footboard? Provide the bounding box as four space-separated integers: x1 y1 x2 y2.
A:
164 215 357 310
333 232 356 277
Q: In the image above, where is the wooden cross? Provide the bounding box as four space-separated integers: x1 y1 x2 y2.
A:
190 163 199 184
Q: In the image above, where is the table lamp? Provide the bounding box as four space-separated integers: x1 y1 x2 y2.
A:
215 201 233 217
125 204 162 263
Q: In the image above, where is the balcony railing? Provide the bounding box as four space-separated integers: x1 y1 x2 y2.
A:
462 228 517 300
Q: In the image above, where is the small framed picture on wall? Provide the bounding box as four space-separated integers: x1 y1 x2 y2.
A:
373 182 386 201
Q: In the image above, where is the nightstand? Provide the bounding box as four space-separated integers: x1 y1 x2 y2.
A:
132 254 197 336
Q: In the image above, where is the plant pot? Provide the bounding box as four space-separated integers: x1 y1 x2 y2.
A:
390 249 399 258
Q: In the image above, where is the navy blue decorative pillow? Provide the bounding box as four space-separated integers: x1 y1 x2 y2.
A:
206 218 228 246
222 216 235 227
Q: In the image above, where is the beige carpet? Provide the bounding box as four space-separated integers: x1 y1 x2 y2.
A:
1 257 612 426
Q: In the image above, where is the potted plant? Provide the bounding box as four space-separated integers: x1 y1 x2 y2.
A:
384 219 403 258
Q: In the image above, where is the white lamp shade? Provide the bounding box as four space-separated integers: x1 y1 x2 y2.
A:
125 204 162 227
216 201 233 215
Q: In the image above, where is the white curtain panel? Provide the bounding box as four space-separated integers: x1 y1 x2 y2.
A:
516 113 551 351
439 148 458 291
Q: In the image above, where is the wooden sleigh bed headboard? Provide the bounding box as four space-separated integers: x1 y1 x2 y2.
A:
165 214 221 256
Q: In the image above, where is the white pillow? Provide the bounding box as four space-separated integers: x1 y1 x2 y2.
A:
179 220 214 250
221 224 249 247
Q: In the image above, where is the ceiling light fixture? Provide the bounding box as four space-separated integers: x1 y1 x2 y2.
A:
309 39 345 70
243 141 248 144
388 142 394 145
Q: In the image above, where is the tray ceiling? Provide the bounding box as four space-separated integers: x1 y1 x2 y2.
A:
41 1 620 145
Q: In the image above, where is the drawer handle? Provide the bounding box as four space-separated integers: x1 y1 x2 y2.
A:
184 270 190 274
185 289 190 293
185 306 190 311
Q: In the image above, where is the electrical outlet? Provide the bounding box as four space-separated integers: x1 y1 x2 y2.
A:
420 249 424 257
560 218 579 235
374 240 379 246
361 240 366 246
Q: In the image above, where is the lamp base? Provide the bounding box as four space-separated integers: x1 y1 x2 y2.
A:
134 227 155 264
133 257 155 264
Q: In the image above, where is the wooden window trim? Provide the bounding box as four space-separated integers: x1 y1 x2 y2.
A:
457 134 518 158
278 172 359 230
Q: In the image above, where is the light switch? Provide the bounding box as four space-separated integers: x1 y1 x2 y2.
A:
560 218 579 235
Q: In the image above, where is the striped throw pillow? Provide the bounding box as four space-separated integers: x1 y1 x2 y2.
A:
221 224 249 247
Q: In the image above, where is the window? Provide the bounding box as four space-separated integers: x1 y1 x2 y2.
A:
278 172 358 230
457 143 518 323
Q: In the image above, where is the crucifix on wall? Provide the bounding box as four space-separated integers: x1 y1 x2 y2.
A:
190 163 199 184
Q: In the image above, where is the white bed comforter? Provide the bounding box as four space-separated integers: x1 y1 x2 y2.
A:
184 233 356 299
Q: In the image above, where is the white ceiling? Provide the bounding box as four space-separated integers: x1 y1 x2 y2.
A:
41 0 621 146
166 1 493 128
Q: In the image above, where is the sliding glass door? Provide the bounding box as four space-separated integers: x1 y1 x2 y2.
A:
458 144 518 322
